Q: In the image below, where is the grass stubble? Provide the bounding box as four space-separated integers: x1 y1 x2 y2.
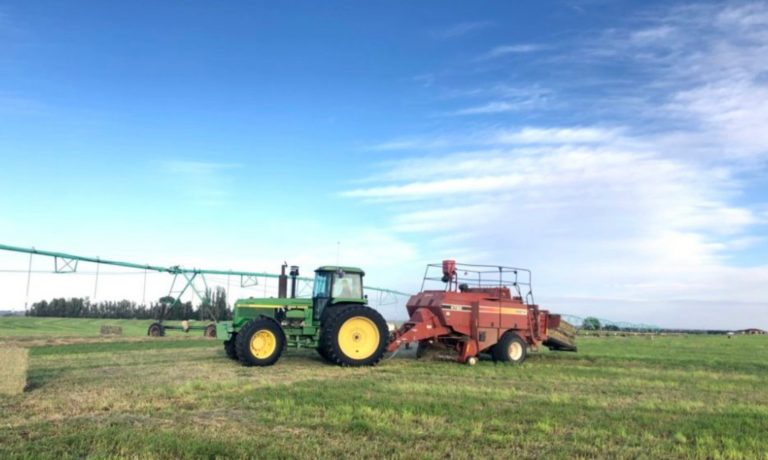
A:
0 318 766 459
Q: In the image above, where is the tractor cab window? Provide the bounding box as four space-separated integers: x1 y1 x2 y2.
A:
332 273 362 298
313 272 331 298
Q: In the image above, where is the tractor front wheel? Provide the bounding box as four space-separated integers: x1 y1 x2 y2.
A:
320 305 388 367
235 319 285 367
492 332 528 364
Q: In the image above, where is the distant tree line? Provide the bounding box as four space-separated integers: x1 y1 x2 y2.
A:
26 287 232 321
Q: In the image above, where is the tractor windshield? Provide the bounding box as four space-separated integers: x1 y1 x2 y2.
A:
313 272 331 298
332 273 362 299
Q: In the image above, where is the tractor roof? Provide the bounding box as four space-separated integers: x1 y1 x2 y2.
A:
316 265 365 275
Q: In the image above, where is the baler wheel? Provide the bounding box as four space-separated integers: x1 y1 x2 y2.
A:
203 323 216 338
235 319 285 367
492 332 528 364
147 323 165 337
224 334 238 360
320 305 388 367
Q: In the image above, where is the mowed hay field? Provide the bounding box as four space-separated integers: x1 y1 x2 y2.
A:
0 317 210 339
0 318 767 459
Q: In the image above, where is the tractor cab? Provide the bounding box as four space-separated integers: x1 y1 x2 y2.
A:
312 266 366 321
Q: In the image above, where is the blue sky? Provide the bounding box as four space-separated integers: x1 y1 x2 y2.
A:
1 1 767 328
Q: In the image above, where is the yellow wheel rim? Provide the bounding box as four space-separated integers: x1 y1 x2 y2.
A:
338 316 380 360
249 330 277 359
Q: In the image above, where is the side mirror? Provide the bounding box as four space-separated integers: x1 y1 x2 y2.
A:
336 268 345 278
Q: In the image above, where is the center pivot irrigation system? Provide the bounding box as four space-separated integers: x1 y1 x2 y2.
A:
0 243 409 336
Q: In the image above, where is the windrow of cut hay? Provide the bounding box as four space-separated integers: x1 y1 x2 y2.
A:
0 347 28 395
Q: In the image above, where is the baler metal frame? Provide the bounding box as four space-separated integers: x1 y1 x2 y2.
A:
420 262 534 304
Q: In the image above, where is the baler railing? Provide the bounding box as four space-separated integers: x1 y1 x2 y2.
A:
420 262 535 304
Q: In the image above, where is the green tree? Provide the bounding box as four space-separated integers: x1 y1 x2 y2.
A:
582 317 601 331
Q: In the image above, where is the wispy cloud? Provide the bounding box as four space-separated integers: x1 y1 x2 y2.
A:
493 127 621 144
432 21 493 39
367 136 463 152
479 43 548 60
444 84 555 116
350 2 768 328
452 101 517 115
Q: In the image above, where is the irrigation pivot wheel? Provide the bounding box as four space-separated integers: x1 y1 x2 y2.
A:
147 322 165 337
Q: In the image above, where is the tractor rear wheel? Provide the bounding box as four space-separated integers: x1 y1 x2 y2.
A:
235 319 285 366
319 305 388 367
147 323 165 337
224 333 238 360
316 346 332 362
492 332 528 364
316 307 341 362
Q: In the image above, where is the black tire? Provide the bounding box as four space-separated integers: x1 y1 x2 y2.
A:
203 323 216 338
316 307 342 362
147 323 165 337
319 305 388 367
224 334 238 360
235 319 285 367
492 331 528 364
316 346 332 362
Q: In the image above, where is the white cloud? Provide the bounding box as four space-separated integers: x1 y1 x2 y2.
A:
367 136 462 152
348 120 766 328
480 43 548 60
452 101 517 115
567 2 768 160
629 25 676 44
493 127 621 145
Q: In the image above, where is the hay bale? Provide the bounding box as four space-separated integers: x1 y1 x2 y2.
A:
100 325 123 336
0 347 28 395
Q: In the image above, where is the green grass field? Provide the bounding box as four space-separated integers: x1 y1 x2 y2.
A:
0 318 766 459
0 317 210 339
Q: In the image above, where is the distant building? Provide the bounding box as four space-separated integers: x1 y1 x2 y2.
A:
737 328 767 335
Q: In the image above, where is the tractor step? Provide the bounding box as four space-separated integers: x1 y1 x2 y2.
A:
543 320 578 352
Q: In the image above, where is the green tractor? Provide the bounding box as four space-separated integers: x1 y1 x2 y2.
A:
217 265 389 367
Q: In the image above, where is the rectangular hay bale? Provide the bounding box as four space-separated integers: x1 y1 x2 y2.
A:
100 325 123 336
0 347 28 395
